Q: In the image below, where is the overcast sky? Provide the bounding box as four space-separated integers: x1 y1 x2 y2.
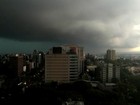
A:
1 0 140 54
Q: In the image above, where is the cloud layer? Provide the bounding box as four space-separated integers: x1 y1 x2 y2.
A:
1 0 140 53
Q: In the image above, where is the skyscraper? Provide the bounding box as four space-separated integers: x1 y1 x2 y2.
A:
45 45 84 83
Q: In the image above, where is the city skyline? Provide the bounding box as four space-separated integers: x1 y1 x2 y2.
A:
1 0 140 53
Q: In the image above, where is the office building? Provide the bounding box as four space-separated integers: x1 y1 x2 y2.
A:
45 45 84 82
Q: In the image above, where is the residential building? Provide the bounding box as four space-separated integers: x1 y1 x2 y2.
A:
106 49 116 61
113 65 120 81
100 63 120 83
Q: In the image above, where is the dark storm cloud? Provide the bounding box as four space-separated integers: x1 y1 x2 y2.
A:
1 0 140 52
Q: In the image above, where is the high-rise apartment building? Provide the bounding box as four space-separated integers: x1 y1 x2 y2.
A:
113 65 120 81
106 49 116 61
101 63 113 83
45 45 84 83
100 63 120 83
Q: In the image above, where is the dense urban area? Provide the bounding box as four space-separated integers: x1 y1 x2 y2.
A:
1 45 140 105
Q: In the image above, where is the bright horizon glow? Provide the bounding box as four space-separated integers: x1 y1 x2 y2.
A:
130 46 140 52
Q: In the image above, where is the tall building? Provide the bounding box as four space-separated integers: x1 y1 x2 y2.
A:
9 55 24 78
101 63 113 83
113 65 120 82
100 63 120 83
106 49 116 61
32 50 44 68
45 45 84 83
